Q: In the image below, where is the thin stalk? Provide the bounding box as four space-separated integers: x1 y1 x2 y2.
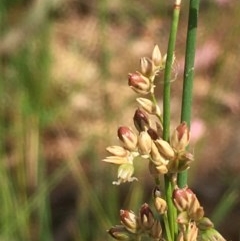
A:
178 0 200 188
162 1 181 240
163 1 181 141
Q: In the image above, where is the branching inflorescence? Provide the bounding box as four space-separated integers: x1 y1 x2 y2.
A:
101 1 226 239
102 45 226 241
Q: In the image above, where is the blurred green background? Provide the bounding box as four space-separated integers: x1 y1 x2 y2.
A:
0 0 240 240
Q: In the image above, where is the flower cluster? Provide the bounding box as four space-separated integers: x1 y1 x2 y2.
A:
173 187 226 241
108 203 163 241
102 46 193 185
102 46 226 241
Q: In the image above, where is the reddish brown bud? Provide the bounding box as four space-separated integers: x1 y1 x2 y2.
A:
139 203 155 231
128 72 151 95
133 108 150 132
117 126 138 151
120 210 139 234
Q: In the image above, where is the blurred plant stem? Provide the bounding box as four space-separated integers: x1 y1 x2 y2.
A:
0 0 65 57
211 177 240 228
162 1 181 240
98 0 113 122
178 0 200 188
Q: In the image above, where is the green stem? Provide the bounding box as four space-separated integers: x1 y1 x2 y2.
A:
162 1 181 240
178 0 200 188
162 2 180 141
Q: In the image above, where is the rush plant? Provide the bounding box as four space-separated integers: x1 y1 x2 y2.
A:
102 0 227 241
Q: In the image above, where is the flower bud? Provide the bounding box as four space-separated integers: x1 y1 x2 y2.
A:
140 57 153 77
106 146 129 157
138 131 152 157
154 139 175 160
154 196 167 214
113 163 137 185
136 97 161 116
120 210 139 234
152 45 162 68
108 225 132 240
128 72 151 95
139 203 155 231
118 126 138 151
149 220 162 240
171 122 190 152
172 188 194 212
102 156 129 165
133 108 150 132
150 142 169 166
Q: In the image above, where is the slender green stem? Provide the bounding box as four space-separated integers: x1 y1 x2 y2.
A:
163 1 181 141
162 1 181 240
178 0 200 188
163 213 172 241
